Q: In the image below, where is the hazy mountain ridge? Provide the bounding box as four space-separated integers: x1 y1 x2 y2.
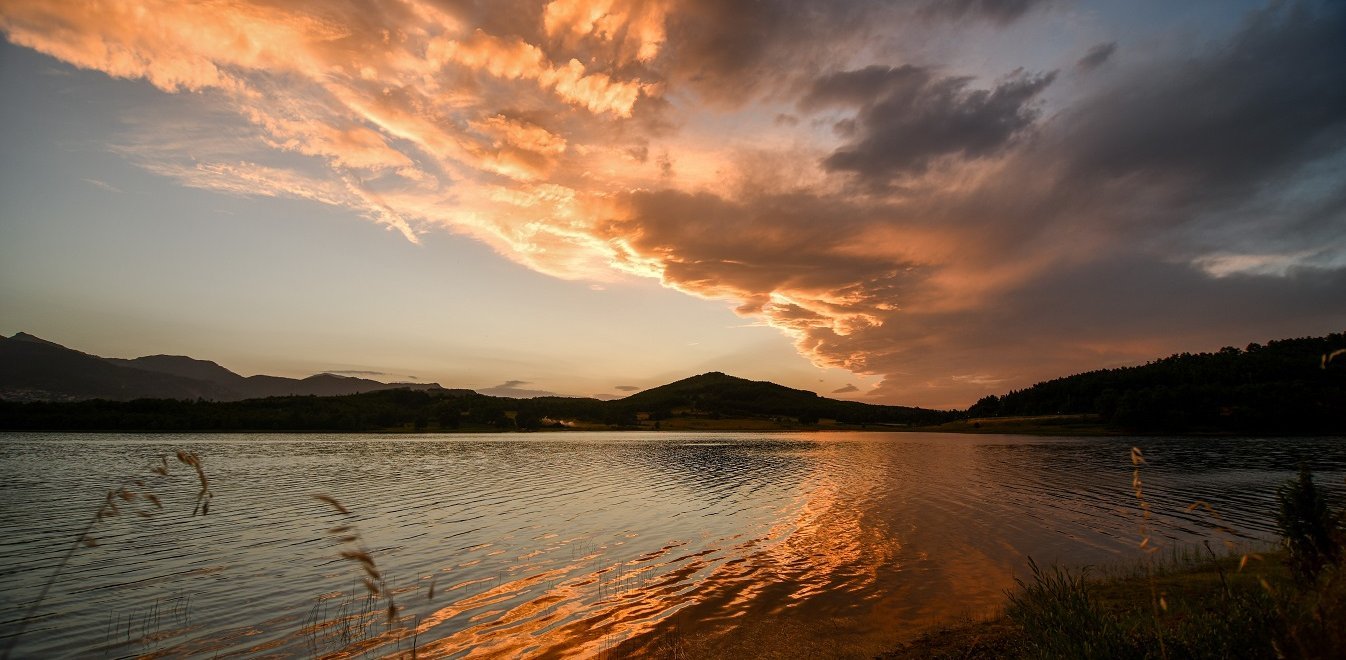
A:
0 333 443 402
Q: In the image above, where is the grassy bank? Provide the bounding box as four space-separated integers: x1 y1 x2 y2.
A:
882 551 1291 659
883 468 1346 659
885 549 1346 658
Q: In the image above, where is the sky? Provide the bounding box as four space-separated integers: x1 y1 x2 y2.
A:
0 0 1343 408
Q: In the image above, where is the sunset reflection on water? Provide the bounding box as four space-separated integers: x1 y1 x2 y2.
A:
1 432 1342 658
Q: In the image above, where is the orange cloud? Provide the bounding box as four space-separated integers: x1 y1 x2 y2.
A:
544 0 671 63
434 29 651 117
467 115 568 180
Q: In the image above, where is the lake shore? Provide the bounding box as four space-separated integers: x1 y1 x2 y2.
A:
881 545 1346 659
0 413 1213 436
881 551 1277 658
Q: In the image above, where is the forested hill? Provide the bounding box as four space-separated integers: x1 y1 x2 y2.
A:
967 333 1346 434
616 372 947 425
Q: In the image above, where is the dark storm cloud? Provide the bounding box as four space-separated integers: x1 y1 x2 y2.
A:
860 257 1346 405
663 0 889 104
1056 2 1346 193
663 0 1060 105
1075 41 1117 72
803 65 1056 180
614 385 641 391
832 384 860 394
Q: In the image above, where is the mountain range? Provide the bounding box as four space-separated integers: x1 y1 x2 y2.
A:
0 332 950 431
0 332 448 402
3 331 1342 435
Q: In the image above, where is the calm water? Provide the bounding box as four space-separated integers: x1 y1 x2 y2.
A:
1 432 1344 658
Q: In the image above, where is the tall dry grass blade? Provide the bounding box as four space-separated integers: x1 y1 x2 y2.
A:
313 493 401 648
1 449 210 660
314 494 351 515
1131 446 1168 659
1321 348 1345 369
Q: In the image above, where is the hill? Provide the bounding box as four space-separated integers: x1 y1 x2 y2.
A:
965 333 1346 434
616 372 949 426
0 334 238 402
0 333 444 402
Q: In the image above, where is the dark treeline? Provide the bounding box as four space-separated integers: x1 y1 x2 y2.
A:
0 372 952 432
967 333 1346 434
0 390 611 432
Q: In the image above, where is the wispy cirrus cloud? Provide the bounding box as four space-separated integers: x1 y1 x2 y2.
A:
479 380 558 398
81 178 121 193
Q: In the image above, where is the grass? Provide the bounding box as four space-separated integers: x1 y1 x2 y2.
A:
312 494 401 630
882 549 1319 659
0 450 212 660
882 459 1346 660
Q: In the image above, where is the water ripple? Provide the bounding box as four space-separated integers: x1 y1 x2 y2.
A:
0 432 1343 658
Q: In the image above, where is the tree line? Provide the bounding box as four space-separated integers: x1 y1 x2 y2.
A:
966 333 1346 434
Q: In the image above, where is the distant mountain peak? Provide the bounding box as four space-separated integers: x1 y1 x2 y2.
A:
2 337 446 402
8 332 66 348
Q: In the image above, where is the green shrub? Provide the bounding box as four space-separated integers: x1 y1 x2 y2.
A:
1275 465 1342 583
1006 558 1136 658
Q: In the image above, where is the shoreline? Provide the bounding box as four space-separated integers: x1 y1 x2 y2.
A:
3 422 1338 437
881 549 1296 659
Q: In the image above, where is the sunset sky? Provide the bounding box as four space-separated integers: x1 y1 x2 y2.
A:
1 0 1343 408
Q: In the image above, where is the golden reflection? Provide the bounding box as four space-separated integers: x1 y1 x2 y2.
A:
279 437 1044 659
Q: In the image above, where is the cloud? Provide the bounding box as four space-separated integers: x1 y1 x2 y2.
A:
831 384 859 394
81 178 121 193
478 379 559 398
543 0 671 64
803 65 1056 181
661 0 888 105
0 0 670 269
1055 3 1346 199
918 0 1055 26
613 385 641 392
660 0 1055 106
1075 42 1117 72
320 370 414 380
4 0 1344 410
595 1 1346 407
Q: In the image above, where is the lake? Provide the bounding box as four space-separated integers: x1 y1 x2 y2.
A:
1 432 1343 658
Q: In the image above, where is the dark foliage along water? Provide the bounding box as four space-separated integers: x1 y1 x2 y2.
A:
969 333 1346 433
